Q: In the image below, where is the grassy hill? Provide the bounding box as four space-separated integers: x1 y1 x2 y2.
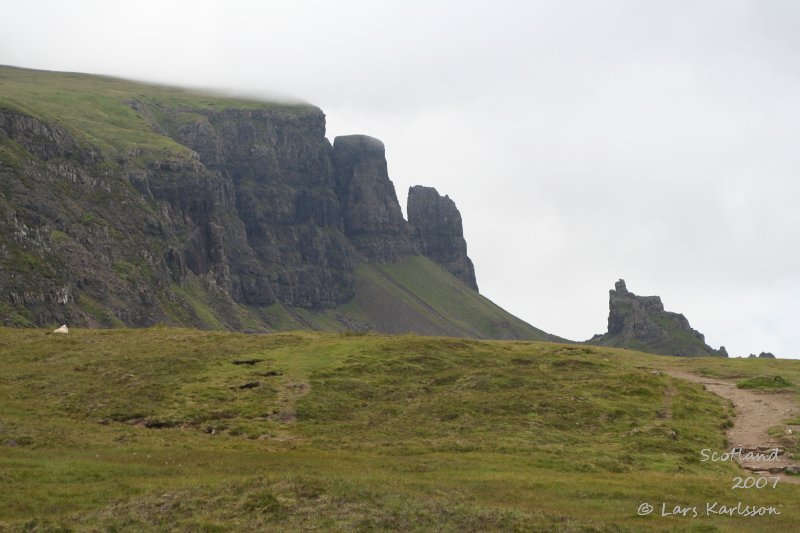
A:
2 327 799 530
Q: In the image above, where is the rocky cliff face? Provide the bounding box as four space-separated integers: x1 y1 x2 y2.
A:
332 135 415 260
159 105 356 308
0 66 498 334
587 280 727 357
407 186 477 290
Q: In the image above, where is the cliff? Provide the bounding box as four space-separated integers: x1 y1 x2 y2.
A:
587 279 727 357
0 65 557 341
407 186 478 290
332 135 414 260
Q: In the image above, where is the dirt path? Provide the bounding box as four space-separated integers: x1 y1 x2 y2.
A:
665 370 800 482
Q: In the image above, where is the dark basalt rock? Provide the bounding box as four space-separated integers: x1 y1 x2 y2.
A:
332 135 415 260
0 104 358 327
0 110 99 164
614 279 629 294
587 279 727 357
161 106 356 308
407 186 478 291
748 352 777 359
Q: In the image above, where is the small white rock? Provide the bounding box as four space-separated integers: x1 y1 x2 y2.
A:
53 324 69 334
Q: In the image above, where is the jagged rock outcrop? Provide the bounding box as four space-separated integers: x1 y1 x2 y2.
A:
587 279 727 357
407 186 478 291
332 135 414 260
748 352 777 359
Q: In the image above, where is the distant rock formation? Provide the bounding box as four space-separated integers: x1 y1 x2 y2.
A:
407 186 478 291
587 279 727 357
748 352 777 359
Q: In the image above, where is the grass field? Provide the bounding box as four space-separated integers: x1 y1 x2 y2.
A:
1 328 799 531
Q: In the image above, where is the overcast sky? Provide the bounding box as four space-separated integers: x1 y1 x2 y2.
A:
2 0 799 357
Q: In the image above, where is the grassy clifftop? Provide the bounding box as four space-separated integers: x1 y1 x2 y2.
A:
2 327 799 530
0 64 313 160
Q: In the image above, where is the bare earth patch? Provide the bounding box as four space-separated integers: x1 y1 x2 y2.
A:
270 381 310 424
665 369 800 482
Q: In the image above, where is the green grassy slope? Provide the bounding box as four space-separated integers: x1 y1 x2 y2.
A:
337 256 564 341
2 327 799 531
162 256 562 341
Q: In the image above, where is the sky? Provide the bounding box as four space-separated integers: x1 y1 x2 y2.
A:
2 0 799 357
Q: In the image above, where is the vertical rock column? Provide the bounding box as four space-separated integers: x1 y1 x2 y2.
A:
407 185 478 291
332 135 414 260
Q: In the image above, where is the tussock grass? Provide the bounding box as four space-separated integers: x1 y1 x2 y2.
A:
1 327 799 530
737 375 792 390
